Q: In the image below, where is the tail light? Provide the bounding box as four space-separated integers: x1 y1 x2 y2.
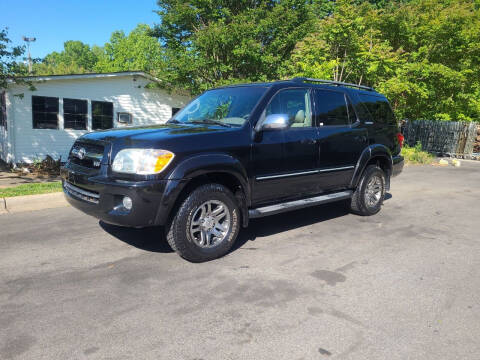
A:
396 133 405 148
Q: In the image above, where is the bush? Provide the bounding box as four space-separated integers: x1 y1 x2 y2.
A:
402 142 435 164
16 155 61 176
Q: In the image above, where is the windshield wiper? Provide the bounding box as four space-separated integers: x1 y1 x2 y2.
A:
188 119 232 127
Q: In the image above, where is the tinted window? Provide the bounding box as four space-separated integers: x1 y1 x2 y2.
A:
92 101 113 130
346 96 357 123
358 94 396 125
171 107 180 116
173 86 267 127
265 88 312 127
314 90 349 126
64 98 87 130
32 96 59 129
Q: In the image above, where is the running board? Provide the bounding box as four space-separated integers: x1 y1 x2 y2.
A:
248 190 353 218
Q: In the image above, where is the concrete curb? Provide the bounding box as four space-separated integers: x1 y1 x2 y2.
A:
1 192 68 214
0 197 7 215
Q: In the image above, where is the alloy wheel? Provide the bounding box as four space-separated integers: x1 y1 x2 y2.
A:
189 200 231 248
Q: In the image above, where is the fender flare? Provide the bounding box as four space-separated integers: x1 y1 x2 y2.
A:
350 144 393 188
154 154 250 226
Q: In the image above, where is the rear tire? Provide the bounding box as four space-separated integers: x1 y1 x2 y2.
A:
350 165 386 216
166 183 240 262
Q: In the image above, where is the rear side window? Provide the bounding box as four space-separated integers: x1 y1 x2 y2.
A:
314 89 349 126
358 94 396 126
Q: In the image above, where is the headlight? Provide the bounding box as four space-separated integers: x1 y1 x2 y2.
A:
112 149 174 175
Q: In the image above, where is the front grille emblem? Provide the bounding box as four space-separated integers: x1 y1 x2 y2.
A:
72 147 86 160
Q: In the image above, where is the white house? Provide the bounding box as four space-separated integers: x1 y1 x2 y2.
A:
0 71 190 164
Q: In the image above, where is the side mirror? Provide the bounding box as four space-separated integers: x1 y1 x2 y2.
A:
260 114 290 131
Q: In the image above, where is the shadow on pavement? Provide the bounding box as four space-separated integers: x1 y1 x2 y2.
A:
100 194 392 256
231 200 351 252
99 221 174 253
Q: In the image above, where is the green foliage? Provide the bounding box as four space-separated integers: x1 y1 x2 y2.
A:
153 0 321 93
0 28 29 89
94 24 164 75
285 0 480 122
34 40 99 75
402 142 435 164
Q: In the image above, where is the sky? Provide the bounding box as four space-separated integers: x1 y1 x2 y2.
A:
1 0 159 59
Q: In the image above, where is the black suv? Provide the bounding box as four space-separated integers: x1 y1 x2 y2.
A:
61 78 404 262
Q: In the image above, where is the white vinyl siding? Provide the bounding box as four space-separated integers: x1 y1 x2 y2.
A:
4 75 189 163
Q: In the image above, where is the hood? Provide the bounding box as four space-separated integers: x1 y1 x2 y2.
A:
81 123 229 143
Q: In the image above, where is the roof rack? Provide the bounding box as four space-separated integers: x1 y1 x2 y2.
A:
292 77 375 91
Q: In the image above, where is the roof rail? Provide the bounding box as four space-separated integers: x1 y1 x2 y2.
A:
292 77 375 91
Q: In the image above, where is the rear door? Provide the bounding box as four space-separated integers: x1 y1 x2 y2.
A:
313 89 368 189
353 93 398 153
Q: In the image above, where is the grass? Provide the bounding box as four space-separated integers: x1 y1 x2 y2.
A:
0 181 62 198
402 142 435 164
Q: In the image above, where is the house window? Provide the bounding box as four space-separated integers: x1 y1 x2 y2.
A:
0 92 6 129
92 101 113 130
64 98 87 130
172 107 180 117
32 96 59 129
117 112 132 124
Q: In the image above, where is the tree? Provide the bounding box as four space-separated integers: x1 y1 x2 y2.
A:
0 28 28 89
33 40 98 75
375 0 480 121
285 0 402 85
284 0 480 121
94 24 164 75
153 0 321 93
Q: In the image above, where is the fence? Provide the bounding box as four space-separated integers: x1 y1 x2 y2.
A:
402 120 479 157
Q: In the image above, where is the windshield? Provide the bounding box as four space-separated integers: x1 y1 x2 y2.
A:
171 86 267 127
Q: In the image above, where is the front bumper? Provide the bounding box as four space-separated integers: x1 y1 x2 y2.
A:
61 164 169 227
392 155 404 177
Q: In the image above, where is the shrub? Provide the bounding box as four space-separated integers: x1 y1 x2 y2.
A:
402 142 434 164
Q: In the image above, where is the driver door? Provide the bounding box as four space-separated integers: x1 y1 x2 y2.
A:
252 88 320 205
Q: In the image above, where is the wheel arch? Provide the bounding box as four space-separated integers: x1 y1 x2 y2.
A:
155 154 250 227
350 144 393 189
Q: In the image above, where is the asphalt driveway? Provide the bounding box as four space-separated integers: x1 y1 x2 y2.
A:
1 162 479 359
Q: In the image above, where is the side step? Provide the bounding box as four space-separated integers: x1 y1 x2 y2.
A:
248 190 353 218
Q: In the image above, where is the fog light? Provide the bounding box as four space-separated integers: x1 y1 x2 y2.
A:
122 196 133 210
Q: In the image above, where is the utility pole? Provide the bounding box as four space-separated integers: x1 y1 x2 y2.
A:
22 36 36 74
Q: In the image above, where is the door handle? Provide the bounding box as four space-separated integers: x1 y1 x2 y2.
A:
300 139 316 145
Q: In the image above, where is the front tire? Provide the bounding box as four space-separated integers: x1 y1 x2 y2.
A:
166 183 240 262
350 165 386 216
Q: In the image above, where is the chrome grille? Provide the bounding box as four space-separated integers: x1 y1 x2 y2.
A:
63 182 100 204
69 141 105 168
